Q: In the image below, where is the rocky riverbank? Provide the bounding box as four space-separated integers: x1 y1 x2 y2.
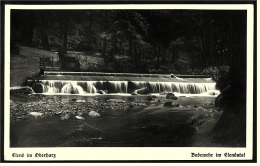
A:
10 88 223 147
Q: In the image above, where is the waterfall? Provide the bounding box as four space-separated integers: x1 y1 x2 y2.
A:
132 81 216 94
77 81 98 93
108 81 128 93
41 80 60 93
33 79 217 95
61 81 85 94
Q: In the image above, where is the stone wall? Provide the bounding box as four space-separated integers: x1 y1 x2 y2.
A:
10 55 40 87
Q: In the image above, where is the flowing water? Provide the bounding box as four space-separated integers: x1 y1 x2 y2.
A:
28 74 219 95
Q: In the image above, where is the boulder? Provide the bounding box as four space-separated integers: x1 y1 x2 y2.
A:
146 96 153 101
163 102 172 107
60 113 71 120
166 93 178 100
146 95 157 101
88 111 100 117
75 115 85 120
32 83 44 93
173 103 180 107
76 99 86 103
107 99 125 103
136 88 150 95
29 112 43 117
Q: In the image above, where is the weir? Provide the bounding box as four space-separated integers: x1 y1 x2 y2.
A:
27 72 219 95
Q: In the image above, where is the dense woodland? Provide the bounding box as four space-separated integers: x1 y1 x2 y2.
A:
11 10 247 146
12 10 236 80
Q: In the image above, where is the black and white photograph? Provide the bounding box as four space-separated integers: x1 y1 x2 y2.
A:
1 1 258 163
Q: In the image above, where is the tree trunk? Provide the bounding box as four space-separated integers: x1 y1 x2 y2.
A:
20 11 34 47
41 13 50 51
133 41 137 66
63 22 68 55
202 23 209 66
128 34 133 58
102 38 108 65
41 27 50 51
58 17 68 69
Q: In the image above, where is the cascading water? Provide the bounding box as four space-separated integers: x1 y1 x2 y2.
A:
132 81 216 94
108 81 128 93
61 81 86 94
29 72 219 95
45 81 60 93
33 79 218 95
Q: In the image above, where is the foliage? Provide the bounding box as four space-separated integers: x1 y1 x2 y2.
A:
11 10 237 76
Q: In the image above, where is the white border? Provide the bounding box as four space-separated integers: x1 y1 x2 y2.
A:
4 4 255 162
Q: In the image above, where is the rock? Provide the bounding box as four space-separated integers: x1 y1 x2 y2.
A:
136 88 150 95
163 102 173 107
173 103 180 107
146 96 153 101
11 86 34 94
60 113 71 120
129 103 134 108
166 93 178 100
71 98 77 102
215 94 223 108
75 115 85 120
76 99 86 103
107 99 125 103
146 95 157 101
29 112 43 117
88 111 100 117
97 90 106 94
32 83 45 93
